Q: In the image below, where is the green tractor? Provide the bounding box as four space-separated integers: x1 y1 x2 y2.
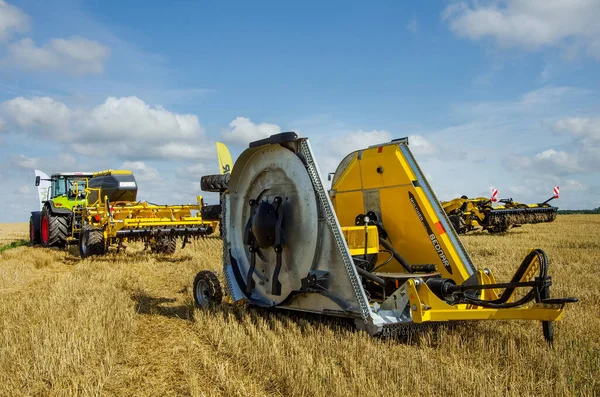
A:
30 170 93 247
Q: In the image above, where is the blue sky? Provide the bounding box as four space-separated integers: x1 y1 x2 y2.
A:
0 0 599 222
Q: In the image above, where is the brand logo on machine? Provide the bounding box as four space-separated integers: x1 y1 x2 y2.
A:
222 164 231 173
408 192 452 274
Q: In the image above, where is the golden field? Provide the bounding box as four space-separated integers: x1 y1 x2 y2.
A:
0 215 598 397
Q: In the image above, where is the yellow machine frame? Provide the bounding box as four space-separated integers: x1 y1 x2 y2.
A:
329 139 575 335
71 172 219 255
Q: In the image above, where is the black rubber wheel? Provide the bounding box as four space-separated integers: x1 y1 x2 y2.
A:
40 206 69 248
200 174 230 193
448 214 466 234
79 225 105 258
151 238 177 255
543 321 554 343
201 204 221 221
29 216 40 245
487 224 509 234
193 270 223 308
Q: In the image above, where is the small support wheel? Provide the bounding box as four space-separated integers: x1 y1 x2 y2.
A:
151 238 177 255
543 321 554 343
193 270 223 308
79 225 105 258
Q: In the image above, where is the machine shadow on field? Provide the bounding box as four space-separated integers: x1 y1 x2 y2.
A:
197 304 527 347
131 290 194 320
63 248 194 263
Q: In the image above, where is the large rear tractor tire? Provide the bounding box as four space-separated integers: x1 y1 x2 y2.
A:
40 207 69 248
79 225 105 258
193 270 223 308
151 238 177 255
29 216 40 245
200 174 230 193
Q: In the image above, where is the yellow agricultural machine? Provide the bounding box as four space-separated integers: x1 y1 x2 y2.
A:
192 133 576 342
32 169 218 258
442 194 558 234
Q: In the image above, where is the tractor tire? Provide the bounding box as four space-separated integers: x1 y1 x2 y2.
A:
193 270 223 308
79 225 105 258
152 238 177 255
29 216 40 245
448 214 466 234
487 224 509 234
40 206 69 248
201 204 221 221
200 174 230 193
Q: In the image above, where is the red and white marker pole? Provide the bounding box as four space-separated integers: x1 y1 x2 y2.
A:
554 186 560 199
491 188 499 203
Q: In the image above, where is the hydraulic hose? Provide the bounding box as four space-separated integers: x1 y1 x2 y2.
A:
457 248 549 308
378 238 413 273
355 266 386 287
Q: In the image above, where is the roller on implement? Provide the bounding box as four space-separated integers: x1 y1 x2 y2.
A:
193 133 576 342
30 169 219 258
442 191 559 234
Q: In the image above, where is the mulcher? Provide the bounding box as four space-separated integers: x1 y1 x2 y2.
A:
193 133 577 342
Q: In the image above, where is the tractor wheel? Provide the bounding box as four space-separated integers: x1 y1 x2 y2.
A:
448 214 466 234
193 270 223 308
201 204 221 221
487 224 509 234
40 207 69 248
29 216 40 245
200 174 230 193
79 225 105 258
152 238 177 255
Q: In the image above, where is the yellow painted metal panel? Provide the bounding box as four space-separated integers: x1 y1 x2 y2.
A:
341 226 379 256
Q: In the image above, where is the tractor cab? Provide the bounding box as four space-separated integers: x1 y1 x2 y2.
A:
35 172 94 204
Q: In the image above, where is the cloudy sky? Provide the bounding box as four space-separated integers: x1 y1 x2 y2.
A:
0 0 599 222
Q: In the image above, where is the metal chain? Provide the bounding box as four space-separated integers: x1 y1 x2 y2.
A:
221 193 237 299
299 140 371 320
380 322 435 338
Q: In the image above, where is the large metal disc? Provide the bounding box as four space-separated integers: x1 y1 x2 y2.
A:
228 144 318 305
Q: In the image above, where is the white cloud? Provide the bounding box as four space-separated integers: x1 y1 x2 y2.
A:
443 0 600 60
80 96 201 141
2 96 72 133
408 134 437 156
11 154 39 169
176 162 210 180
508 185 528 195
564 179 588 192
535 149 581 172
552 117 600 143
9 153 77 172
5 36 110 75
0 96 208 161
222 117 281 146
0 0 29 42
121 161 159 182
508 148 582 176
13 185 30 194
406 15 418 34
328 129 393 156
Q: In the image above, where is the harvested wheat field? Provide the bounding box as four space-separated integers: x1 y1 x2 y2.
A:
0 215 598 397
